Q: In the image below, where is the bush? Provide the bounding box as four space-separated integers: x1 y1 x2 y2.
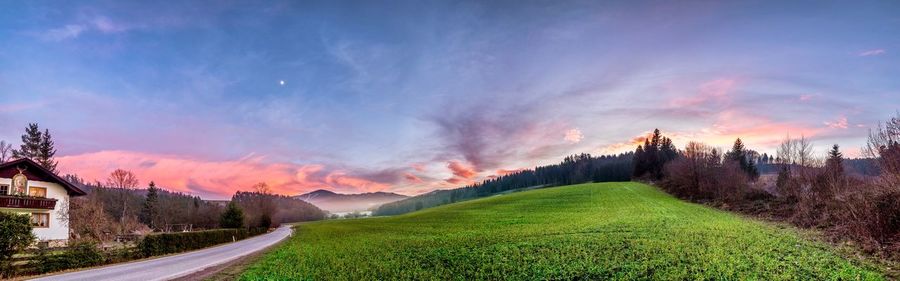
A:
33 242 104 274
220 202 244 228
138 228 267 257
0 212 34 277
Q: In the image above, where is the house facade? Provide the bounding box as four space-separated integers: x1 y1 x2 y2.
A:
0 158 85 246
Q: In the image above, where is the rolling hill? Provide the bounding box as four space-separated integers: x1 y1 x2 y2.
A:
294 189 408 213
241 182 885 280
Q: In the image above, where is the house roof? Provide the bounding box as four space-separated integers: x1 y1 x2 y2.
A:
0 158 86 196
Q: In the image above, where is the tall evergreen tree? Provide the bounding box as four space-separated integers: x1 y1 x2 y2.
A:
647 130 661 175
826 144 844 179
12 123 42 160
633 144 646 177
37 129 58 173
631 129 676 179
220 202 244 228
140 181 160 230
726 138 758 180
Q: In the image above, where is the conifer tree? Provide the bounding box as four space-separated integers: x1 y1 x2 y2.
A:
220 202 244 228
140 182 160 230
12 123 42 160
633 144 646 177
647 130 661 176
37 129 58 173
726 138 758 180
826 144 844 179
10 124 58 173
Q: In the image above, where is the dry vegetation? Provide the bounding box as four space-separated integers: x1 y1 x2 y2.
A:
659 114 900 264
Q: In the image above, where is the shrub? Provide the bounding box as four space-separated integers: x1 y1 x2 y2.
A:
0 212 34 277
33 242 104 274
220 202 244 228
138 228 267 257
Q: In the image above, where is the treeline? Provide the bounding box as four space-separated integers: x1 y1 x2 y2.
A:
68 181 226 241
67 177 326 241
232 191 325 228
374 153 633 216
2 123 326 242
647 114 900 259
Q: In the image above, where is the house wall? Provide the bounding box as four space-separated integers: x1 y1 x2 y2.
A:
0 178 71 242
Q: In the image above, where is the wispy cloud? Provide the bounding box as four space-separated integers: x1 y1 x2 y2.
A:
669 78 737 107
41 25 87 41
824 115 849 129
858 49 886 57
404 173 424 183
38 16 129 41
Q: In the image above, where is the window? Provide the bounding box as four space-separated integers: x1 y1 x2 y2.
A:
29 187 47 198
0 185 8 195
31 213 49 228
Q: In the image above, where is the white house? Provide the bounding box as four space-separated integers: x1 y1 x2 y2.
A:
0 158 86 246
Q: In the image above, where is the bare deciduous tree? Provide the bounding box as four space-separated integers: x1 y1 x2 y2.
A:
864 112 900 187
253 182 271 194
0 140 11 163
68 195 116 241
107 169 139 232
777 134 817 167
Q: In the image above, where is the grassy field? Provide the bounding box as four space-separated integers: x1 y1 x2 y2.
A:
239 182 884 280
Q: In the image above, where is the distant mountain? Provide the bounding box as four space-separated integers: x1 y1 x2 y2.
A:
295 189 408 213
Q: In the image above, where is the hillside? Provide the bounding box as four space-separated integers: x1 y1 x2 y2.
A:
241 182 884 280
295 189 408 213
374 153 632 216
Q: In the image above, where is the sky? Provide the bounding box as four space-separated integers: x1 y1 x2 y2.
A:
1 1 898 199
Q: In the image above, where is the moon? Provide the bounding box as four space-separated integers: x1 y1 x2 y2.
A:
279 80 285 86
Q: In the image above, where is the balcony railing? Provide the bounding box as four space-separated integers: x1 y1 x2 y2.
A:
0 195 57 210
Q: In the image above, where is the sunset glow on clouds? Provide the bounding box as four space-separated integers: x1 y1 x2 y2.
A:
2 1 899 198
57 150 395 197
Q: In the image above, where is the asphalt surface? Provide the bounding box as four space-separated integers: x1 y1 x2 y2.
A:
31 226 292 281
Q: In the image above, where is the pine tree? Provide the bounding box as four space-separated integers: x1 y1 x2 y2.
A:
633 144 646 177
220 202 244 228
140 181 160 230
647 130 661 174
826 144 844 178
12 123 42 160
37 129 58 173
726 138 759 180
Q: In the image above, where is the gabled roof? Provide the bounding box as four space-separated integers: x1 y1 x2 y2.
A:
0 158 86 196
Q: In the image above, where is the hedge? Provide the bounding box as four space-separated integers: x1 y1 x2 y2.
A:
138 227 268 257
32 242 105 273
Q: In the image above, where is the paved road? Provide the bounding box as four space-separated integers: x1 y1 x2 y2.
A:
32 226 292 281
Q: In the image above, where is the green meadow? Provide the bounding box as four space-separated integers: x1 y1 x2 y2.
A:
238 182 884 280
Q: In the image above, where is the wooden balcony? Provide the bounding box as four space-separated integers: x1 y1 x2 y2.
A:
0 195 57 210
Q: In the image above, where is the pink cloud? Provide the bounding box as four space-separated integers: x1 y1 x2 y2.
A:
403 173 423 183
56 150 392 198
824 116 849 129
410 163 426 172
496 168 525 176
669 78 737 107
447 161 477 179
445 177 465 184
858 49 886 57
598 133 652 154
564 128 584 143
799 94 814 102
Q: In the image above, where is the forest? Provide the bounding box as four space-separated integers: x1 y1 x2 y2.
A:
374 153 633 216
